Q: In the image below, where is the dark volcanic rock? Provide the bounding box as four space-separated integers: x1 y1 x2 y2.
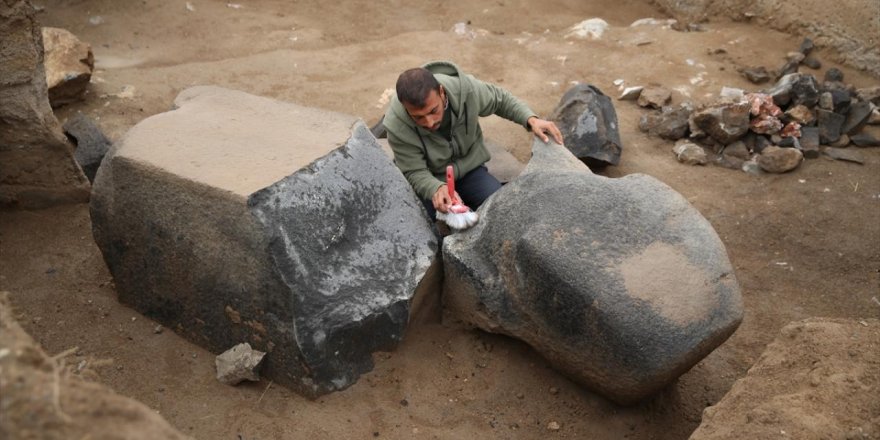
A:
63 114 111 183
856 87 880 105
550 84 622 167
851 130 880 147
90 86 438 399
798 38 814 56
740 66 771 84
765 73 818 108
817 109 846 144
842 101 874 135
639 104 691 141
801 56 821 70
691 102 750 144
799 126 820 158
823 147 864 164
753 135 772 154
442 139 743 405
824 68 844 82
830 89 852 114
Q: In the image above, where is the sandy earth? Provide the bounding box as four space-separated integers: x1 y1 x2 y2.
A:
2 0 879 438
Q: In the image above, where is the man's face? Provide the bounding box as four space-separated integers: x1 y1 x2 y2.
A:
403 87 445 131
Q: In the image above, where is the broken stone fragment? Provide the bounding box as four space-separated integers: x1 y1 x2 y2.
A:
673 140 708 165
819 92 834 111
639 104 691 140
746 93 782 117
549 84 622 167
780 121 802 138
850 127 880 147
750 114 784 135
856 87 880 105
830 134 850 148
618 86 643 100
822 147 864 164
215 343 266 385
801 56 821 70
824 68 844 82
740 66 771 84
442 139 742 404
799 127 820 158
691 101 750 144
42 27 94 108
753 135 772 154
637 85 672 109
817 109 846 144
722 141 750 161
842 101 875 135
829 89 852 114
63 114 111 183
757 146 803 173
765 73 814 107
798 38 815 56
784 105 815 126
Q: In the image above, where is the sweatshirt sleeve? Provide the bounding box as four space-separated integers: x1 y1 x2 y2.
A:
388 131 445 201
468 74 537 128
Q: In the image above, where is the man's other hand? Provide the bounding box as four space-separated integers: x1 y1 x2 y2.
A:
527 117 564 145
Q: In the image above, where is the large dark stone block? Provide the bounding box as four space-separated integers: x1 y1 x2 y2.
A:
90 86 438 398
64 113 111 183
550 84 622 168
442 139 743 405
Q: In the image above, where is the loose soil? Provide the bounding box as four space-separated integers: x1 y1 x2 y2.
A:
2 0 879 438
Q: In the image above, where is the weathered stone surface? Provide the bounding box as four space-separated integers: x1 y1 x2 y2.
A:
90 86 438 398
798 38 814 56
0 1 90 208
784 104 815 126
829 89 852 114
691 319 880 440
824 68 844 82
817 109 845 144
442 139 743 404
757 146 803 173
673 140 708 165
822 147 864 164
765 73 817 107
691 101 750 144
830 134 850 148
841 101 874 135
856 86 880 105
740 66 771 84
801 56 821 70
42 27 93 108
63 113 111 182
549 84 622 167
799 126 820 158
215 343 266 385
722 141 750 161
637 85 672 109
753 135 772 154
850 127 880 147
639 104 691 140
618 86 643 100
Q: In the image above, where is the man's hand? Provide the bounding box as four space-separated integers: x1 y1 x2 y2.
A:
432 184 458 213
528 116 564 145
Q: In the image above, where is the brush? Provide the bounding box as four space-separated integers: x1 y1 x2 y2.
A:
436 165 479 230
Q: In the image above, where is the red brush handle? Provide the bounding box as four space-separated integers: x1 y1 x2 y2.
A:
446 165 455 199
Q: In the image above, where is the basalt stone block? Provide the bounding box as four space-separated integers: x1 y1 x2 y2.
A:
442 139 743 405
64 113 111 183
842 101 874 135
550 84 622 167
817 109 845 144
765 73 818 108
90 86 438 398
639 104 691 141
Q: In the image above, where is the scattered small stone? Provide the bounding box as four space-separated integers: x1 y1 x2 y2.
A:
799 127 820 158
830 134 850 148
868 108 880 125
547 421 561 431
786 52 805 63
823 147 864 164
723 141 750 161
842 101 874 135
757 146 803 173
819 92 834 110
740 66 771 84
850 130 880 147
798 38 814 56
516 392 525 399
613 79 625 87
824 68 844 82
784 104 815 125
637 85 671 109
399 398 409 406
856 86 880 105
801 56 821 70
673 140 708 165
549 386 559 395
741 157 763 175
618 86 643 101
153 324 163 334
817 109 846 144
719 87 744 102
215 342 266 385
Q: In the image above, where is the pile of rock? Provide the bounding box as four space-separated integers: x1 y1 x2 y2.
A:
631 49 878 174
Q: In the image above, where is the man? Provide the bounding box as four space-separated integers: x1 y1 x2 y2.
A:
382 61 563 219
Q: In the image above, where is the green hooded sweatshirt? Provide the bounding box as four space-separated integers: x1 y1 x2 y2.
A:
383 61 536 200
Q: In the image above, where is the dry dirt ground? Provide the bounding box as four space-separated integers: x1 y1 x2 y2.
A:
2 0 879 439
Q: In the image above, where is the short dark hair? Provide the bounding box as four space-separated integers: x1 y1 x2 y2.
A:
396 68 440 108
